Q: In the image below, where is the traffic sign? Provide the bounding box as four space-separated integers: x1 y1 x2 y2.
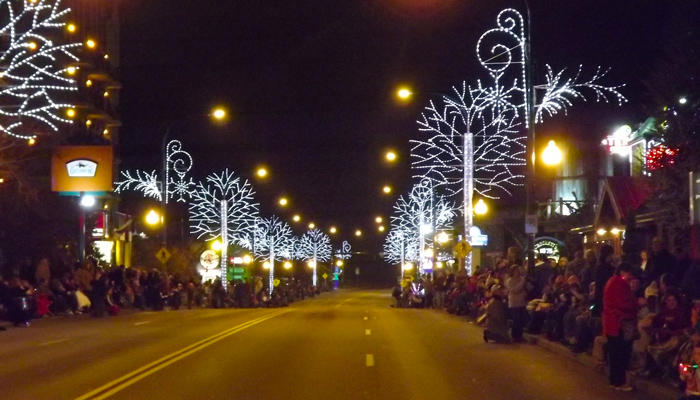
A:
322 273 328 279
525 214 538 234
156 247 172 264
454 240 472 258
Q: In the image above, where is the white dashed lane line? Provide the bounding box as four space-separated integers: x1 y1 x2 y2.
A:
133 321 151 326
365 329 371 335
38 339 68 346
366 354 375 367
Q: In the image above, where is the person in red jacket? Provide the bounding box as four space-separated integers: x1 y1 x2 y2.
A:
603 262 638 391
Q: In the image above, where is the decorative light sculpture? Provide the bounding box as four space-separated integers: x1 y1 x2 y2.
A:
332 240 352 289
254 216 294 294
391 181 455 274
0 0 81 139
115 140 194 203
298 228 332 286
189 169 259 290
410 8 626 272
383 228 419 278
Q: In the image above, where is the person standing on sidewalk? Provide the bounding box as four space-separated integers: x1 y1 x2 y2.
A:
505 265 528 342
602 262 638 392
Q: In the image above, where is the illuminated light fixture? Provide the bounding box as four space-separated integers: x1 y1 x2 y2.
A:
329 227 337 234
85 119 92 127
402 262 414 271
86 79 92 87
0 178 4 183
145 210 160 225
104 54 109 60
66 109 76 118
424 248 434 258
308 223 316 229
436 232 449 244
66 66 76 75
27 138 36 146
263 261 271 270
103 129 109 135
382 185 392 194
211 240 223 251
28 42 37 50
474 199 488 215
103 91 109 98
242 255 252 264
284 261 292 269
611 228 621 235
279 197 288 206
308 260 317 268
355 229 362 237
679 97 687 105
396 87 412 100
596 228 607 236
86 39 96 48
541 140 563 166
386 151 397 162
435 261 444 269
293 215 301 222
80 195 96 208
103 204 109 210
335 260 343 267
212 108 226 120
67 23 76 32
378 225 385 232
256 167 267 178
375 216 383 223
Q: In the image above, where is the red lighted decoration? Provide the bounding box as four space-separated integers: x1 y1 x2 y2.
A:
645 145 677 171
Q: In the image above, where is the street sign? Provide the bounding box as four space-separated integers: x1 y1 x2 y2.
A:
273 279 280 287
322 273 328 279
454 240 472 258
525 214 538 234
156 247 171 264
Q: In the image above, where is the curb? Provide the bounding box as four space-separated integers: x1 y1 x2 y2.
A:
524 333 679 399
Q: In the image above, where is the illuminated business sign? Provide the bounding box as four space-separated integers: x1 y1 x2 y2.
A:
601 125 632 156
533 237 564 262
470 226 489 247
52 146 113 193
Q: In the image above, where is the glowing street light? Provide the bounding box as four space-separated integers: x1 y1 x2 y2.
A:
378 225 385 232
256 167 268 178
284 261 292 269
679 97 688 105
211 108 226 120
402 262 414 271
385 151 397 162
335 260 344 267
80 195 95 208
86 39 96 49
145 209 161 226
375 216 383 223
242 255 252 264
474 199 488 216
309 222 316 229
436 232 449 244
279 197 288 206
541 140 563 166
67 23 76 33
308 260 317 269
382 185 392 194
293 215 301 222
329 226 337 234
263 261 271 269
396 87 413 101
211 240 222 251
355 229 362 237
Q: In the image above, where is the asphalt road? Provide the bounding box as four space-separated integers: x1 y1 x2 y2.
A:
0 289 662 400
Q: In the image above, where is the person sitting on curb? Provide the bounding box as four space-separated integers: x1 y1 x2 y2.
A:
483 284 511 343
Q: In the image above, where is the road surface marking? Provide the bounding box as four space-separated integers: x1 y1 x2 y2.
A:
38 339 68 346
366 354 375 367
365 329 371 335
73 310 292 400
363 316 368 320
334 297 355 308
133 321 151 326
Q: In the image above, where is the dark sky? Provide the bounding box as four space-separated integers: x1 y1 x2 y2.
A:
117 0 670 251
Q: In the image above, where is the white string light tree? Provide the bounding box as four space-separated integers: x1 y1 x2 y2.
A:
333 240 352 288
189 169 259 291
115 140 195 203
411 8 626 272
391 181 456 274
254 216 294 294
0 0 81 140
298 228 332 287
383 227 419 278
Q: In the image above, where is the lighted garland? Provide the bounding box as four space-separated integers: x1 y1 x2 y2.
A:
254 215 294 293
298 228 332 287
0 0 81 139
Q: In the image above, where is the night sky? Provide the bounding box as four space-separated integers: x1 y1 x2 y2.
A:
117 0 670 251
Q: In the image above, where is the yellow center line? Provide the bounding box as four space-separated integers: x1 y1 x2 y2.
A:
74 309 292 400
334 297 356 308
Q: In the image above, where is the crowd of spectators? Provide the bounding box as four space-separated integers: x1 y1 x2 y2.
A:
0 258 323 329
393 237 700 397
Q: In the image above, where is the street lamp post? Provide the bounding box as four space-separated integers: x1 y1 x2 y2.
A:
523 0 538 277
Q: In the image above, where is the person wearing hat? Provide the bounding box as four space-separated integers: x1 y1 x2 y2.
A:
483 284 511 343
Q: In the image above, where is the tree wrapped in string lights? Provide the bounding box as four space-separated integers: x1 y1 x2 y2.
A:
0 0 81 140
410 8 626 272
383 228 419 271
254 216 294 293
298 228 332 287
115 140 194 203
391 181 455 274
189 169 259 289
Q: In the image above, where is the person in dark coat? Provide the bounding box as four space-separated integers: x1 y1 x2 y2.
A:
602 262 637 391
90 271 109 318
593 244 615 317
647 237 676 283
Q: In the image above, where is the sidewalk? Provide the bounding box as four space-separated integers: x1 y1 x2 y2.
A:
524 333 679 399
